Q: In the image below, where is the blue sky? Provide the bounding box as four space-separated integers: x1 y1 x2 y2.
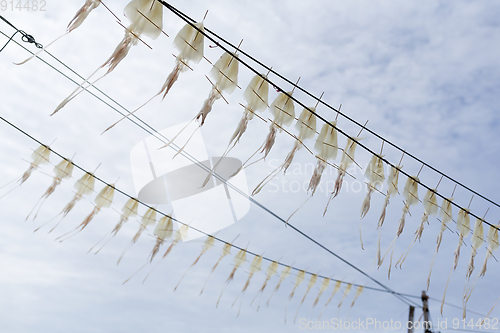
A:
0 1 499 332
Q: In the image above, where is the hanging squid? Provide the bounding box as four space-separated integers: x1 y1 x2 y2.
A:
26 157 74 221
293 273 318 324
479 222 499 277
350 285 364 308
324 135 364 215
312 277 330 308
251 260 279 310
216 248 247 308
232 254 263 317
318 280 342 320
427 193 455 290
88 197 140 254
232 79 299 177
51 0 164 115
174 235 215 291
360 152 385 220
286 116 339 224
266 264 292 307
141 222 189 284
308 120 338 196
358 150 385 249
56 183 115 242
337 283 353 308
252 102 317 196
376 152 404 266
200 240 233 295
446 202 470 313
289 270 306 301
467 217 485 279
117 206 157 265
284 269 305 323
37 169 96 234
15 0 109 65
395 180 441 268
462 215 487 318
104 17 206 133
150 215 174 262
454 208 472 269
159 49 240 157
201 72 269 188
379 173 419 278
1 144 51 200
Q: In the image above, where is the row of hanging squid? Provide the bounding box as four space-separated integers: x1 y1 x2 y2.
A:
0 141 367 321
12 0 500 321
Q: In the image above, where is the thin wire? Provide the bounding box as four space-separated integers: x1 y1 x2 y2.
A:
158 0 500 231
0 112 419 308
427 297 488 318
0 15 491 318
1 24 492 314
0 15 42 53
158 0 500 213
0 29 419 308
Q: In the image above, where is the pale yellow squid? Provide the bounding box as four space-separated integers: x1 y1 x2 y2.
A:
350 285 364 308
317 280 342 320
56 183 116 242
284 269 305 323
395 178 442 268
324 121 368 215
25 157 74 221
1 144 52 200
200 240 235 296
121 213 174 284
312 277 330 308
232 254 263 317
104 14 207 133
35 169 97 234
141 221 189 284
462 212 489 318
285 114 340 224
337 283 353 308
376 153 403 266
216 248 247 308
251 260 279 311
427 187 456 291
252 98 319 196
293 273 318 324
201 71 270 188
52 0 164 115
88 197 140 254
266 265 292 307
118 207 157 265
358 146 385 250
159 48 241 158
379 168 420 279
231 78 300 178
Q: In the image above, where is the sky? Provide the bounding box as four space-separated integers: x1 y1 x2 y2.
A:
1 1 500 332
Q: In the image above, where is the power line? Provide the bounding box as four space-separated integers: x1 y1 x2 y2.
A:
1 9 495 315
1 11 495 321
158 0 500 231
0 112 419 308
0 27 420 308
